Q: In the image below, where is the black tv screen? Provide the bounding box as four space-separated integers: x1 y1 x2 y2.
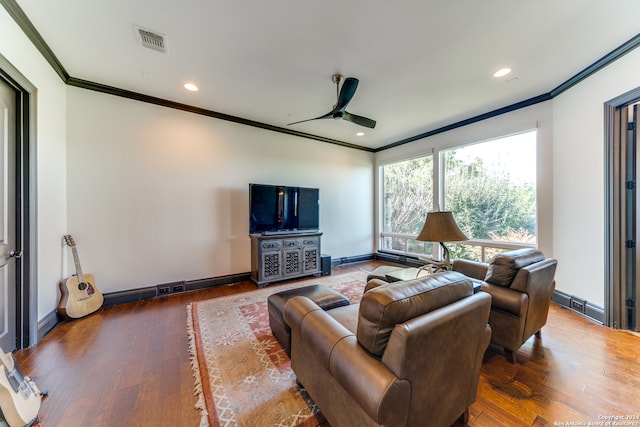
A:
249 184 319 234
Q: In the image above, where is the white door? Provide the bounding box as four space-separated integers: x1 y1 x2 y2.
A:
0 77 17 351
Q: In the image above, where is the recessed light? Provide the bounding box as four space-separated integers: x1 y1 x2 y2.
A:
184 82 199 92
356 132 365 137
493 67 512 78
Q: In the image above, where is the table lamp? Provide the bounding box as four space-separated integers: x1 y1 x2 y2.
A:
416 211 468 273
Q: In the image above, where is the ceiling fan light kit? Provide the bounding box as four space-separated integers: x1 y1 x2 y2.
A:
288 74 376 129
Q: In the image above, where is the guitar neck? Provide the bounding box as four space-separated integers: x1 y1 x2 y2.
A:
71 246 85 283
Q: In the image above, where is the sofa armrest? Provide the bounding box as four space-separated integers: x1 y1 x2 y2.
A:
480 283 528 317
514 259 558 338
330 335 411 425
284 296 352 371
284 296 411 425
364 278 388 293
452 258 488 281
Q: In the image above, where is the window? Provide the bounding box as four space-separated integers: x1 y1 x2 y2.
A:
443 131 536 249
381 155 433 255
379 130 537 262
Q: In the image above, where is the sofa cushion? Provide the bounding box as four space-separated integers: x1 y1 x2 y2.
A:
484 248 545 287
328 304 360 334
357 271 473 356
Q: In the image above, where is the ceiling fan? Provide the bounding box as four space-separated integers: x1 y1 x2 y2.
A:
288 74 376 129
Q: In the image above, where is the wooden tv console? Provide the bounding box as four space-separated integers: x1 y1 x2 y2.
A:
250 231 322 287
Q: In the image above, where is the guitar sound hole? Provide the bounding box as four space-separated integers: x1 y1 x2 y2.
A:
78 282 88 291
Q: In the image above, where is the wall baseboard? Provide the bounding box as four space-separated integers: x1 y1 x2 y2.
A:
37 310 59 341
374 251 423 268
38 272 254 339
36 254 606 341
326 251 425 267
37 257 381 340
104 287 158 307
331 253 374 266
103 272 253 307
185 272 252 291
551 289 605 324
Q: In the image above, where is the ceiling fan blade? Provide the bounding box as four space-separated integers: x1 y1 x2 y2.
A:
287 111 333 126
334 77 359 113
289 76 374 127
343 111 376 129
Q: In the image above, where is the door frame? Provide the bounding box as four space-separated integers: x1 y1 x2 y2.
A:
604 86 640 330
0 53 36 349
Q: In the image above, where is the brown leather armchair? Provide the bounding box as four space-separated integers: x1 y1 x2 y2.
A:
284 271 491 427
452 248 558 363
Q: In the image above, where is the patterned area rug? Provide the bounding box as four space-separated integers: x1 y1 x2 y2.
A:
187 271 368 427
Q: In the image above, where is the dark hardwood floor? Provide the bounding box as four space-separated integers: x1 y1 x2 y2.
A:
15 261 640 426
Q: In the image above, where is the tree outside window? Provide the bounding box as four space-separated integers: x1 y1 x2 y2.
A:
443 131 537 260
380 131 537 262
382 155 433 254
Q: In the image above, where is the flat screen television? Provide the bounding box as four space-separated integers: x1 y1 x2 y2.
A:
249 183 319 234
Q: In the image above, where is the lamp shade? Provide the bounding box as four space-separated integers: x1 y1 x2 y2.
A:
416 211 468 242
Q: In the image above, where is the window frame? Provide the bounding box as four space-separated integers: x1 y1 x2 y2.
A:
378 130 538 263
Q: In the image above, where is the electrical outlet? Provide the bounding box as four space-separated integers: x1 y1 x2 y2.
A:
158 286 170 295
570 297 586 313
173 284 184 292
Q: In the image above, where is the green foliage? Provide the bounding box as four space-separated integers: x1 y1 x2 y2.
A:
382 148 536 258
444 150 536 258
383 156 433 235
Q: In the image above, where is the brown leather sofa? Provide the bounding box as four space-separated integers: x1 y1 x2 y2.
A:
452 248 558 363
283 271 491 427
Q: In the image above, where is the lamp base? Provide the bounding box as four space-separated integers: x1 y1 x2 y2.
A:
416 256 450 277
416 242 453 277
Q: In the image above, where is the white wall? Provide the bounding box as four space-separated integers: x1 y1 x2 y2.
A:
0 8 68 323
66 87 374 293
553 48 640 307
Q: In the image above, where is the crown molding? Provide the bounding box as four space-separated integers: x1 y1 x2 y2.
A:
374 93 553 152
0 0 69 82
67 77 373 152
3 0 640 154
550 33 640 98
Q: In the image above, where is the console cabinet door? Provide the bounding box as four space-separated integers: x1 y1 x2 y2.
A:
283 238 302 278
260 241 282 283
250 233 322 287
283 248 302 277
301 237 320 274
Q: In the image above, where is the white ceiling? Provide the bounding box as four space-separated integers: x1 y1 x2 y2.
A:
13 0 640 150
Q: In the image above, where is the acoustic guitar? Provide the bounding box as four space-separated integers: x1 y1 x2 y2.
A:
57 235 104 319
0 348 41 427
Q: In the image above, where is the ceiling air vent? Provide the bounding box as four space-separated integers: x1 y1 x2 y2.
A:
134 25 167 53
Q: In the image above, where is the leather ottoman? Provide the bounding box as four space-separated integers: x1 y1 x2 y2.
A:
268 284 350 356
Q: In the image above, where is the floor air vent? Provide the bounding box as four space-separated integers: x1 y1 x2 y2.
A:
134 25 167 53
